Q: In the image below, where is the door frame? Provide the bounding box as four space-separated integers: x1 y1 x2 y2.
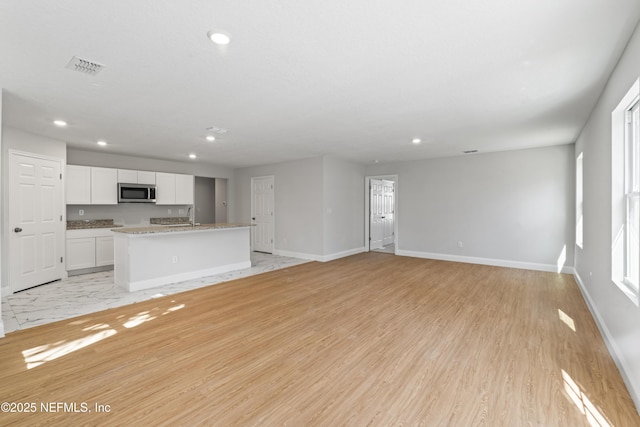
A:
8 150 66 293
250 175 275 253
364 174 398 253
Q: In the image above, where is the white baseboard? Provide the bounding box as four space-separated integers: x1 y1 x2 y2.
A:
396 250 574 274
1 286 9 298
273 247 366 263
321 247 366 262
573 270 640 414
0 321 4 338
273 249 323 262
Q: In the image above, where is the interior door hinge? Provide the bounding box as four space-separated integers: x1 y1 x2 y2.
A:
60 173 62 180
60 215 63 221
369 236 371 241
60 257 63 263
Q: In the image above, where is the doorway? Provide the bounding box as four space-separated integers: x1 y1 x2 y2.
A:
194 177 228 224
194 177 215 224
251 176 274 253
365 175 398 254
9 150 65 293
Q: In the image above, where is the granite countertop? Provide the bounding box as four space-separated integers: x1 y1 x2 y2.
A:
112 223 252 235
67 219 123 230
149 217 191 225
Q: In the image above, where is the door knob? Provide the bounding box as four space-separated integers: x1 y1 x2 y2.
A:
14 227 22 233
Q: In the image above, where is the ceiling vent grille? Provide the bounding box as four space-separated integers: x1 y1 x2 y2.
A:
65 56 105 76
206 126 228 134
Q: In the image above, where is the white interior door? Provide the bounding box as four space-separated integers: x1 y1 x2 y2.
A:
251 176 274 253
370 179 384 250
382 180 395 246
9 152 64 292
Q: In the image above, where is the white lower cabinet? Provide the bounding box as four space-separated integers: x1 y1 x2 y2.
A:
66 237 96 270
96 236 115 266
67 229 114 271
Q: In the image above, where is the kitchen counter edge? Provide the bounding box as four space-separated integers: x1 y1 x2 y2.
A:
111 223 253 235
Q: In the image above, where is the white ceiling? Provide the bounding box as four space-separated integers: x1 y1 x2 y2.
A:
1 1 639 168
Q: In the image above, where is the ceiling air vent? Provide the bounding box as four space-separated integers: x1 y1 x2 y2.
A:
206 126 228 134
463 150 478 154
65 56 105 76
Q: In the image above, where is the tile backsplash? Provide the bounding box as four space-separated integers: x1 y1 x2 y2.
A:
66 204 191 226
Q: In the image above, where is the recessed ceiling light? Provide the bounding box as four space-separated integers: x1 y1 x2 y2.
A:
53 120 67 127
206 135 216 142
189 153 197 159
207 31 230 45
97 141 107 146
411 138 421 144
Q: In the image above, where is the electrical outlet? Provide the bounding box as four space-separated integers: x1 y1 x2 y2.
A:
168 209 172 215
457 241 463 248
172 256 178 264
79 209 84 216
178 209 185 215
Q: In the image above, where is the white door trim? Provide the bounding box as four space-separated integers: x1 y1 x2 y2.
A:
8 150 66 293
250 175 275 253
364 174 399 253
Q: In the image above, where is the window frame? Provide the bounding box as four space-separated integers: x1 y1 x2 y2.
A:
623 99 640 295
611 78 640 306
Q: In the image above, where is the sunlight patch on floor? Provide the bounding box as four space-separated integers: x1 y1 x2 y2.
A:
562 369 611 427
558 309 576 332
22 328 117 369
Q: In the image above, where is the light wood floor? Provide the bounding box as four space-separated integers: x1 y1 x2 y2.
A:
0 253 638 426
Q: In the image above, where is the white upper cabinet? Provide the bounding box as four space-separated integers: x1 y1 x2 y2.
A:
117 169 138 183
156 172 193 205
91 167 118 204
117 169 156 185
67 165 187 206
155 172 177 204
175 174 194 205
137 171 156 185
66 165 91 205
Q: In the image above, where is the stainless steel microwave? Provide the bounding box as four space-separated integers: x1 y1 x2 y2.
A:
118 183 156 203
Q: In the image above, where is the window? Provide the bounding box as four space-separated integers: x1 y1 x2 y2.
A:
624 99 639 293
612 78 640 305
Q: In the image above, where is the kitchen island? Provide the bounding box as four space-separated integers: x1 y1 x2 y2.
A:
112 223 252 292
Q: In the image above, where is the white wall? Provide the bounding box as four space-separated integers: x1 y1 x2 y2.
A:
323 156 365 257
366 144 575 272
233 155 365 259
67 148 234 179
234 156 325 257
0 89 4 336
2 127 67 296
574 21 640 410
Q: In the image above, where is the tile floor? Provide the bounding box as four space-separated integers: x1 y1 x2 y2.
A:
1 253 309 334
372 243 395 254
